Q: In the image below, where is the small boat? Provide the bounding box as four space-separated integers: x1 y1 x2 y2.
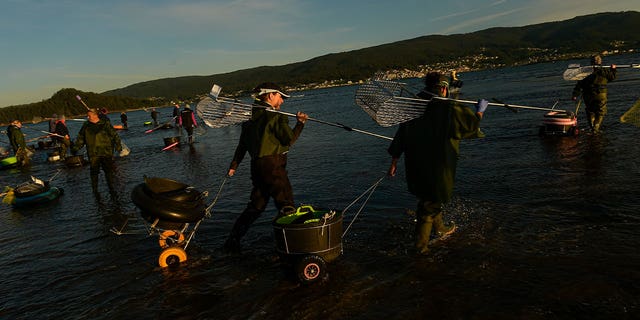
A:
0 156 19 170
539 100 580 137
4 178 64 207
539 111 578 136
162 136 180 151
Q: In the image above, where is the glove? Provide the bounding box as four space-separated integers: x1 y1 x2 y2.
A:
476 99 488 113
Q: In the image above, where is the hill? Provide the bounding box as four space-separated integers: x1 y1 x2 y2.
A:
3 11 639 124
103 11 640 99
0 88 161 125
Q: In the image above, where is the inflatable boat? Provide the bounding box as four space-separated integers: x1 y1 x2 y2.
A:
5 179 64 207
539 111 579 136
129 177 207 267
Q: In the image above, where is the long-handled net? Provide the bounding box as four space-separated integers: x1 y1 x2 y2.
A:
563 63 640 81
355 77 568 127
620 98 640 128
354 77 428 127
196 85 392 140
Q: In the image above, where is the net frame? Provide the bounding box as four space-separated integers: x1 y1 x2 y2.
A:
355 77 429 127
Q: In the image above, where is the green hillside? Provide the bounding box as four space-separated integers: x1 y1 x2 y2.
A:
103 11 640 99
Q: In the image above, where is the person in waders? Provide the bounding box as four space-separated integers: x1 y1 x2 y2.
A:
72 108 123 199
6 119 31 167
223 82 308 254
387 72 487 255
572 54 617 133
178 104 198 144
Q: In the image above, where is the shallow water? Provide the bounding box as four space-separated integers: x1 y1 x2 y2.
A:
1 53 639 319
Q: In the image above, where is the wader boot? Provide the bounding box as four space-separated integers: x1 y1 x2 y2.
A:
587 114 596 131
593 115 604 133
433 212 456 239
415 215 433 255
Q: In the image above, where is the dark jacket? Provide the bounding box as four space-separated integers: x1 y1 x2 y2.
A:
229 100 304 170
573 66 616 101
388 98 483 203
54 120 69 142
7 124 26 153
72 119 122 158
179 109 198 129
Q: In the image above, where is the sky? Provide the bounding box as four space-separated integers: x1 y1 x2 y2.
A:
1 0 639 107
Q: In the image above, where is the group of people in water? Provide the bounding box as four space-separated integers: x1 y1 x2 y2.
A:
3 53 616 255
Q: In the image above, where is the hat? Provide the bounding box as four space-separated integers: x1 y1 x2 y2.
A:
252 82 290 99
87 108 98 114
184 104 191 109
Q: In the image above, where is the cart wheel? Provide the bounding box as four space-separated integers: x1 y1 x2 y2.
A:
295 255 326 284
158 246 187 268
158 230 185 248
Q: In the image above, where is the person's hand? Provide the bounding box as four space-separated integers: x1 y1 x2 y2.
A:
611 64 616 69
296 111 308 124
228 168 236 177
388 157 399 177
476 99 488 113
388 164 397 177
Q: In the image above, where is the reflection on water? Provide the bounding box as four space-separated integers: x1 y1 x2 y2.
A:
2 54 640 319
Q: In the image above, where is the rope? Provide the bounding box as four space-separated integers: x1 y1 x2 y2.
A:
205 175 228 217
341 174 385 238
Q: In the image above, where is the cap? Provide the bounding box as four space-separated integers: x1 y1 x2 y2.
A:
252 82 290 99
424 72 449 90
184 104 191 109
87 108 98 114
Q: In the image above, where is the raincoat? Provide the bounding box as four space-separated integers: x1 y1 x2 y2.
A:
388 99 484 203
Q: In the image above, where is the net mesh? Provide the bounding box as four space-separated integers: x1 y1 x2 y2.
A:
620 98 640 127
196 96 253 128
355 78 428 127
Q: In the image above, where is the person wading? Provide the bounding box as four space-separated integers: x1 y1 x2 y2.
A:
572 54 617 133
387 72 488 255
223 82 308 253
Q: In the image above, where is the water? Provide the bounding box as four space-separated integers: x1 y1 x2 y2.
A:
2 53 639 319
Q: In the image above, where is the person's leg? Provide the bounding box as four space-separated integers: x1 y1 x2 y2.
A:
101 157 117 197
223 186 268 253
414 200 440 254
89 158 101 196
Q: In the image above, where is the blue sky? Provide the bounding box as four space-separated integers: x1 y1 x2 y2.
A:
1 0 638 107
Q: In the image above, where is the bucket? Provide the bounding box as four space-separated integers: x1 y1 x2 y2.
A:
273 206 343 263
163 136 181 147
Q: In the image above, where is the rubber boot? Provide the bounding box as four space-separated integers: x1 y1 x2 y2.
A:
592 115 604 133
588 114 596 130
415 215 433 255
433 212 456 239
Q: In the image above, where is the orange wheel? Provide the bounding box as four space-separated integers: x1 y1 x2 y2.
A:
158 247 187 268
158 230 185 248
